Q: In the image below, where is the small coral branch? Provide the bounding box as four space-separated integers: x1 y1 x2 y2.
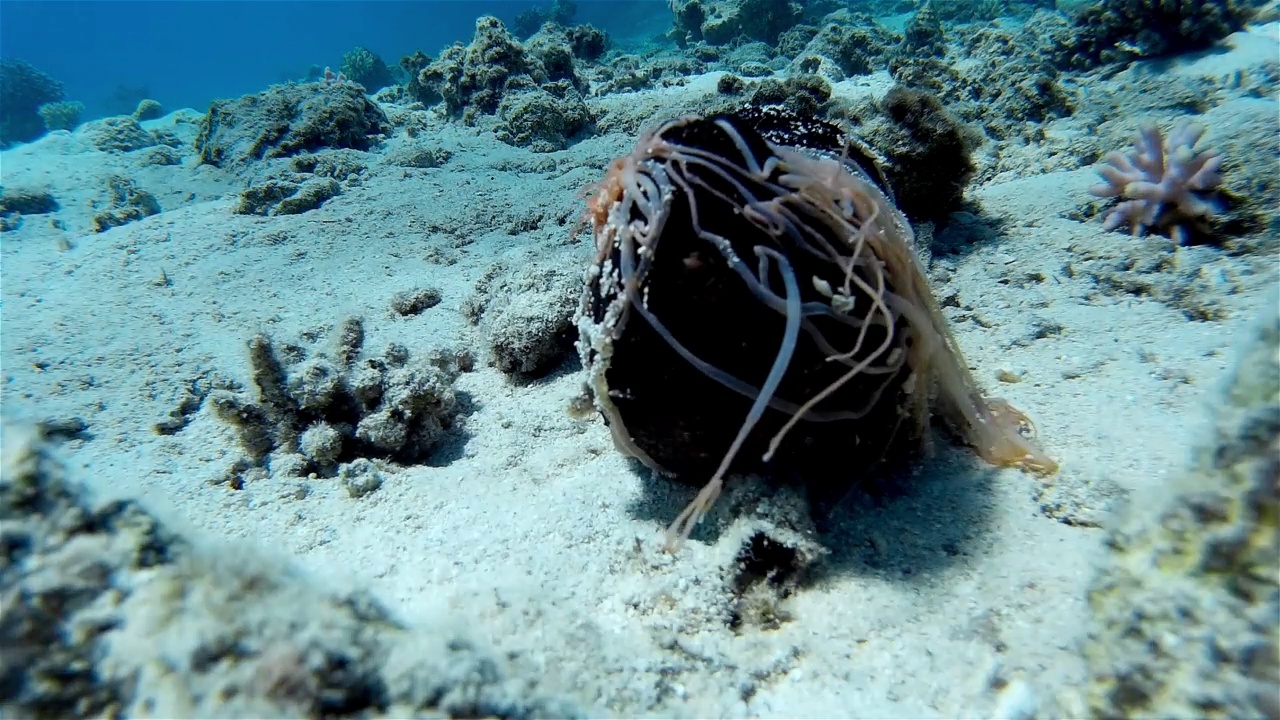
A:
1090 119 1223 244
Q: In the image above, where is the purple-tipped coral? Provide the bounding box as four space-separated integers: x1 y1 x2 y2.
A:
1090 119 1223 243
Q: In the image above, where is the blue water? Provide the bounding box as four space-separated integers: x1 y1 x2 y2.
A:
0 0 669 120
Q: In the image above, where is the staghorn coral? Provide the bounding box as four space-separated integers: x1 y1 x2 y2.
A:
1090 119 1223 244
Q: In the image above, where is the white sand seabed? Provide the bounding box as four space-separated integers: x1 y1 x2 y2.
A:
1 33 1276 716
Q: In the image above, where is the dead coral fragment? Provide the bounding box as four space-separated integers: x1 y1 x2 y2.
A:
210 317 462 482
1090 119 1223 244
576 107 1056 552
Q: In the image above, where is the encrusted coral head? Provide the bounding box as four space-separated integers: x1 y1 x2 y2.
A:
576 107 1055 549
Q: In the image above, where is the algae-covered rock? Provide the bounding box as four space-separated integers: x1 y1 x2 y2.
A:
195 82 389 169
85 116 156 152
497 80 591 152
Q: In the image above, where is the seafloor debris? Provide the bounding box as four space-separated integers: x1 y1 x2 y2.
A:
0 422 579 718
1090 119 1224 244
208 317 463 484
576 106 1056 550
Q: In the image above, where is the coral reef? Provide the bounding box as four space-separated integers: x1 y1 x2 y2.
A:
421 17 540 117
1090 119 1223 244
670 0 801 46
36 100 83 132
786 15 897 80
899 1 946 58
566 24 608 61
340 46 396 92
1075 302 1279 718
748 74 832 117
0 423 579 717
206 318 464 485
132 98 163 121
525 24 591 90
886 10 1075 140
589 53 704 96
512 0 578 38
950 16 1075 133
497 79 591 152
0 58 64 146
399 50 438 105
195 82 389 169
